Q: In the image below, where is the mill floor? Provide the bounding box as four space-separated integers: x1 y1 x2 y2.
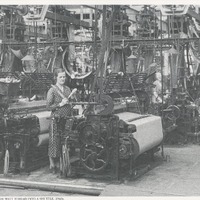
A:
1 144 200 196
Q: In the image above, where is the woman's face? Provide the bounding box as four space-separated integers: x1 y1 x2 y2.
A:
56 72 66 85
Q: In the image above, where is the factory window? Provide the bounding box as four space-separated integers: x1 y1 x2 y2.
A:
83 14 90 19
75 14 80 19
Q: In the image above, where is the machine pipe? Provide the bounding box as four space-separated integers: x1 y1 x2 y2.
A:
71 102 98 105
0 178 104 196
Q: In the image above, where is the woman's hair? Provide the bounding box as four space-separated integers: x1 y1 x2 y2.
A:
53 68 65 79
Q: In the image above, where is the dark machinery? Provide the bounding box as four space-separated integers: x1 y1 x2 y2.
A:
0 5 165 180
60 72 164 180
63 105 163 180
0 106 49 174
73 114 120 179
0 86 50 175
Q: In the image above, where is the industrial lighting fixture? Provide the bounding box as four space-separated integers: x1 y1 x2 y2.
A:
167 45 179 54
149 62 157 67
127 46 137 60
21 55 35 61
139 56 145 61
11 49 23 59
127 54 137 60
179 32 188 39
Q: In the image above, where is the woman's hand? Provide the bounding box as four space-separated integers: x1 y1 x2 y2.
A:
59 98 69 107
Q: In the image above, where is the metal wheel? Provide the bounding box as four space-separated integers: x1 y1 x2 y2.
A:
165 105 180 121
80 142 109 172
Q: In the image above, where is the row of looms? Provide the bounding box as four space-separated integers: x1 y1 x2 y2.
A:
0 5 200 180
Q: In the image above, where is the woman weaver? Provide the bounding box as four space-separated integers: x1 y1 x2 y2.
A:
46 68 75 174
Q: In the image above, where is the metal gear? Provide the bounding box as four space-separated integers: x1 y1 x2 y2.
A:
80 142 109 172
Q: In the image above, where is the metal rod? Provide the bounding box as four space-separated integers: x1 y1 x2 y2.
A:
93 5 98 70
0 178 103 196
160 10 164 118
1 5 23 12
2 37 200 46
71 102 98 105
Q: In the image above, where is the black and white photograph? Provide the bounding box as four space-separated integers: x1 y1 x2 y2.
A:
0 2 199 197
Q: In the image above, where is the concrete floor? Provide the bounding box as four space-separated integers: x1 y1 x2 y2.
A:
102 144 200 196
0 187 77 196
1 144 200 196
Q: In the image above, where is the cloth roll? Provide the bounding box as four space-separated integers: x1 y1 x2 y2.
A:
31 111 51 134
36 133 49 147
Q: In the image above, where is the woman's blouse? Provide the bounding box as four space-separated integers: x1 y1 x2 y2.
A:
47 85 72 118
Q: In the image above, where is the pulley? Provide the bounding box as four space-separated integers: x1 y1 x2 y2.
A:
164 105 180 121
17 5 29 16
62 47 92 80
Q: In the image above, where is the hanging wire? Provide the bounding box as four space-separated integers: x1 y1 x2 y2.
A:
54 6 57 39
160 9 164 118
153 6 156 65
7 9 13 72
1 10 5 70
10 9 13 41
92 5 97 71
52 6 58 72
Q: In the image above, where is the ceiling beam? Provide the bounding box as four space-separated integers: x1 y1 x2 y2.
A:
82 5 111 13
24 31 48 39
45 11 94 29
2 37 200 47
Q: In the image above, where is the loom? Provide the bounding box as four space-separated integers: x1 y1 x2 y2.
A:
65 73 164 180
0 100 51 174
65 110 163 180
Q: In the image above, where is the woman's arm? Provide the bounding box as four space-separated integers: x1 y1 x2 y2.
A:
46 88 60 111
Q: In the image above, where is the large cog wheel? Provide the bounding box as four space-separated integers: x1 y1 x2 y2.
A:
80 142 109 172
